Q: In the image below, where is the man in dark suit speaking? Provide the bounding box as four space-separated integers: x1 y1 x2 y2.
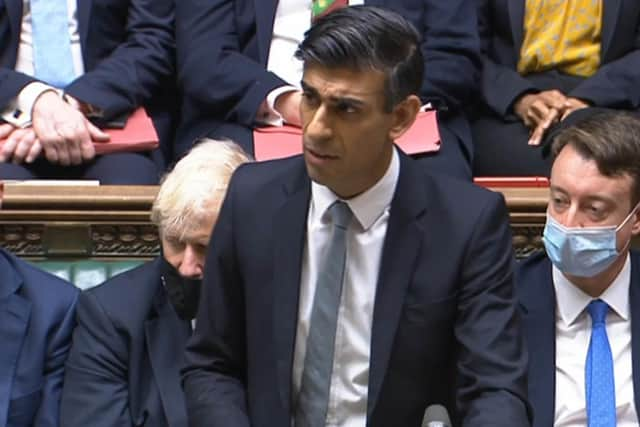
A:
182 7 531 427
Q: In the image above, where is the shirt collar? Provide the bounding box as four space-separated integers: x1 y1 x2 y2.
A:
553 253 631 326
310 148 400 231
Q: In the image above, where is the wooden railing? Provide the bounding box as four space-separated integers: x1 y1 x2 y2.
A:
0 184 549 259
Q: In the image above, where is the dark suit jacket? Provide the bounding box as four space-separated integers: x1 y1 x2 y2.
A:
60 258 191 427
0 0 175 157
174 0 481 159
182 151 530 427
478 0 640 117
516 251 640 427
0 248 78 427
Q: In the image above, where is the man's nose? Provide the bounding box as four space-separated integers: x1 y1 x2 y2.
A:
178 244 203 278
304 105 333 141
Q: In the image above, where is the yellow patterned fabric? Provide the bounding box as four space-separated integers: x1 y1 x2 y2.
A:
518 0 602 77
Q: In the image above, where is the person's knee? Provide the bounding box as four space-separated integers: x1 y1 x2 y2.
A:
86 153 160 184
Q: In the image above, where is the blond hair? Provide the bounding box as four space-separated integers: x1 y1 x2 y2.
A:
151 139 250 239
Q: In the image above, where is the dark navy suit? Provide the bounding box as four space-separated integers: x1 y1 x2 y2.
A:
182 151 530 426
175 0 480 179
0 0 175 182
516 251 640 427
60 258 191 427
0 248 78 427
473 0 640 176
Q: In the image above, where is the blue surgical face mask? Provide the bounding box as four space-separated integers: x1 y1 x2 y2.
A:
542 205 638 277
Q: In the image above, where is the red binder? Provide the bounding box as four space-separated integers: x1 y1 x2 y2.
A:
94 108 159 155
0 107 158 156
254 110 440 161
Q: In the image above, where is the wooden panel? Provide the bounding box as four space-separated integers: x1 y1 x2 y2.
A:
0 184 548 259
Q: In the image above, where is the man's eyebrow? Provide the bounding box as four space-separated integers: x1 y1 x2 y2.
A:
300 80 317 94
300 80 367 107
550 185 616 204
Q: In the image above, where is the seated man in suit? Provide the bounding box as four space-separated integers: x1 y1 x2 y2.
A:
473 0 640 176
59 139 250 427
0 248 78 427
517 111 640 426
182 7 530 427
175 0 480 179
0 0 175 183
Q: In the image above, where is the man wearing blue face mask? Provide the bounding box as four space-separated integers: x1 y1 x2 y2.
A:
516 110 640 427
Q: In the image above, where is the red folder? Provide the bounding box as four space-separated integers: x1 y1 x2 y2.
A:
473 177 550 188
254 110 440 161
0 107 158 156
95 107 159 155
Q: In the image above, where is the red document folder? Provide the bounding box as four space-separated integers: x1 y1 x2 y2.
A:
254 110 440 161
95 108 159 155
473 177 550 188
0 107 158 156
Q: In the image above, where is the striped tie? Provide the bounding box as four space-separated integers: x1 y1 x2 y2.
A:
311 0 349 22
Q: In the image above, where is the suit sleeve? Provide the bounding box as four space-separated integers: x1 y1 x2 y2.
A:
59 292 134 427
30 289 78 427
420 0 481 111
182 169 250 427
569 20 640 108
63 0 175 120
0 69 38 113
455 193 532 426
175 0 287 128
476 0 538 117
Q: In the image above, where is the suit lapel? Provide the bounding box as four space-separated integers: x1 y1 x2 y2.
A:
520 257 556 427
629 253 640 416
272 162 311 413
508 0 525 50
367 153 425 417
0 257 30 427
601 0 621 61
76 0 92 65
254 0 279 65
145 287 191 427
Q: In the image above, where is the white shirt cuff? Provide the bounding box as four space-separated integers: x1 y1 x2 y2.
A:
1 82 59 127
256 85 299 126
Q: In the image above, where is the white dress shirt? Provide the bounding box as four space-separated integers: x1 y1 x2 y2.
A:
292 148 399 427
1 0 83 127
260 0 364 125
553 255 639 426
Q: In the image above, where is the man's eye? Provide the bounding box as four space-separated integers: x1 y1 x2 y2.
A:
302 92 318 104
588 205 605 217
336 102 357 114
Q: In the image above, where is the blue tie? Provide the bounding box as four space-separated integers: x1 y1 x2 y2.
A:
585 299 616 427
30 0 76 87
295 201 352 427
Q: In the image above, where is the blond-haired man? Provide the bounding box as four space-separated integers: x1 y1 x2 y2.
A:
60 139 249 427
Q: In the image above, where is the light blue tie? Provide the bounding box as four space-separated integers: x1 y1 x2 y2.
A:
585 299 616 427
295 201 352 427
30 0 76 87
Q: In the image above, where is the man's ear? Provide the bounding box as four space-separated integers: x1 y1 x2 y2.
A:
388 94 421 141
631 205 640 236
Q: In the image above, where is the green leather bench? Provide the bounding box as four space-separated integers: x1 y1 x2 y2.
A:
34 260 145 290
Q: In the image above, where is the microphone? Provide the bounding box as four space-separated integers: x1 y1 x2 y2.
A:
421 404 452 427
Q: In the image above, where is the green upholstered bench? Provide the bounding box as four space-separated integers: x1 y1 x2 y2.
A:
33 260 145 290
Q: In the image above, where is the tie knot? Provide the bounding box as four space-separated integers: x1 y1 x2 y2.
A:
328 201 352 229
587 299 609 325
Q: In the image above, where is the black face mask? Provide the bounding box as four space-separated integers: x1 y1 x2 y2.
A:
159 256 201 320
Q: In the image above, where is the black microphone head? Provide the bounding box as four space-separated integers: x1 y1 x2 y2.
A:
421 404 452 427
